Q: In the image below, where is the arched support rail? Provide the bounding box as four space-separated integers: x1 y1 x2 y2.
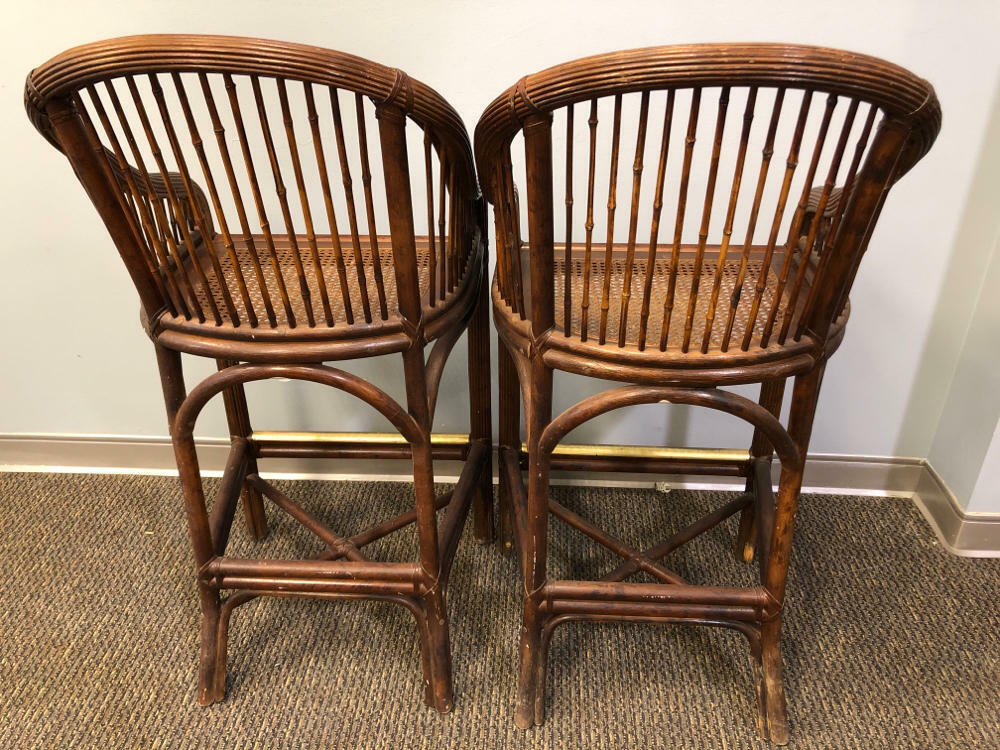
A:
173 362 423 447
538 385 799 469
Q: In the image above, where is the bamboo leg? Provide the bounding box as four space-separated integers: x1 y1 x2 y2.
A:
412 600 436 707
757 366 823 745
535 616 558 725
497 335 521 555
217 359 268 541
515 353 552 729
155 344 223 705
402 346 454 713
736 378 786 563
467 263 494 543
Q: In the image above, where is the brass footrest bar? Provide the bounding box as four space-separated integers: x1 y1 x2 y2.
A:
518 443 751 476
251 431 471 461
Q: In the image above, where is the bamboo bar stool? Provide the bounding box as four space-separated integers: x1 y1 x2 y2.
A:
25 34 492 712
475 44 939 742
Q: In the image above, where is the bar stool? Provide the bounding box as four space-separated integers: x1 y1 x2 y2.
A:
25 34 492 712
475 44 939 742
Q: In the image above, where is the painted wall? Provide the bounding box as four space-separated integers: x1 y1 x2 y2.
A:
929 228 1000 512
1 1 998 506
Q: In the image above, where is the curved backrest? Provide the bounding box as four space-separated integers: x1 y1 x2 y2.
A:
26 35 480 335
475 44 940 355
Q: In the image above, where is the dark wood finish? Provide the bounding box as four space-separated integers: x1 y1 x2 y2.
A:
25 34 492 712
475 44 939 743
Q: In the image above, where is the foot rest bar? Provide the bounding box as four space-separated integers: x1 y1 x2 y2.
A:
543 600 760 622
252 431 471 461
201 559 423 596
520 443 751 476
202 558 421 582
543 579 768 610
210 577 418 597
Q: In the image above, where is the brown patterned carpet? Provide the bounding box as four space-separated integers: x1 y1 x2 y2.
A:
1 472 998 749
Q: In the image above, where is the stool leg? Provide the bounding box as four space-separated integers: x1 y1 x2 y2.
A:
497 336 521 555
217 359 268 541
757 366 823 745
156 344 224 705
420 581 454 713
736 378 786 563
402 346 454 713
515 354 552 729
413 435 454 713
468 266 494 544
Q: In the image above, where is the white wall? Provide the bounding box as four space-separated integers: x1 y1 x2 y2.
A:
2 2 998 506
970 423 1000 514
929 228 1000 511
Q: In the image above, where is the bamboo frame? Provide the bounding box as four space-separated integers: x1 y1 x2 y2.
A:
476 43 939 744
26 34 493 715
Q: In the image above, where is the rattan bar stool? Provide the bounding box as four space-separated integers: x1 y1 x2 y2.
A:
25 34 492 712
475 44 939 742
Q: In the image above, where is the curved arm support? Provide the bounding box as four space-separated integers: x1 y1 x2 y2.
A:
538 385 800 469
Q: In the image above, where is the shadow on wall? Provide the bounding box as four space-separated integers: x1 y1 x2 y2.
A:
894 75 1000 462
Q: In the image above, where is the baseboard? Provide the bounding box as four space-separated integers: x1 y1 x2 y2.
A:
1 432 997 556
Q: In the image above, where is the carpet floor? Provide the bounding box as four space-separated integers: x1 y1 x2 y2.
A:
1 472 997 749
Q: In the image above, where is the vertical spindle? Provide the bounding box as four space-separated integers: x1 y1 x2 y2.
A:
129 75 224 326
659 88 701 351
101 81 205 322
761 94 836 347
148 74 239 326
581 99 598 342
223 74 297 327
251 76 315 327
778 98 857 344
77 89 182 316
682 87 729 352
329 89 372 323
722 88 783 351
741 90 812 351
201 74 276 327
701 87 756 353
637 90 675 351
424 130 438 307
304 83 354 324
617 92 650 347
278 79 334 326
356 94 389 319
563 104 574 336
598 95 623 345
173 73 257 327
795 104 878 339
